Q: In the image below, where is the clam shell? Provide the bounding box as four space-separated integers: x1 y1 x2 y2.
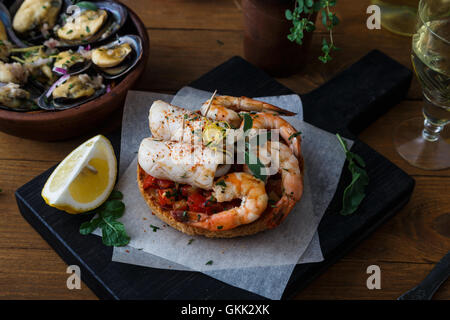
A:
93 34 142 79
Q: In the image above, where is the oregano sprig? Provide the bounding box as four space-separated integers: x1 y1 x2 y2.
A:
336 134 369 216
285 0 340 63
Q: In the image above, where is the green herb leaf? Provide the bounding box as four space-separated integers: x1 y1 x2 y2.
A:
336 134 369 216
108 190 123 200
289 131 302 140
244 145 268 183
286 0 339 63
76 1 98 11
242 113 253 133
150 224 160 232
216 180 227 189
79 190 130 246
101 218 130 247
205 260 213 265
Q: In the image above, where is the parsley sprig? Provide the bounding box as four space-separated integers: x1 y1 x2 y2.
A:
285 0 340 63
336 134 369 215
79 190 130 247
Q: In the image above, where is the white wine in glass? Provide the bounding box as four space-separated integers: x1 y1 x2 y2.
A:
394 0 450 170
371 0 420 36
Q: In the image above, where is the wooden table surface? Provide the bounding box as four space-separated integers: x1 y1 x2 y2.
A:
1 0 449 300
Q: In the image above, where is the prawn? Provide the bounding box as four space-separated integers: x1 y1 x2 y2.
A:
201 95 296 128
174 172 268 231
257 142 303 228
243 112 302 164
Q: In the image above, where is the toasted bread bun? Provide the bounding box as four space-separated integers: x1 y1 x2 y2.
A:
137 162 304 238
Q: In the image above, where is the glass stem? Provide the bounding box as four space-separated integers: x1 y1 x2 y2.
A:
422 119 443 142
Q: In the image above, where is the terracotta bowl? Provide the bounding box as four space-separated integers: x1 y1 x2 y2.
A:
0 2 149 141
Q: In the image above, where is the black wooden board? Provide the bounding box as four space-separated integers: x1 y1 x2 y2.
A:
15 50 415 300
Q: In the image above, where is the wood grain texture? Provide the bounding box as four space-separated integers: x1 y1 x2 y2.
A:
0 0 449 299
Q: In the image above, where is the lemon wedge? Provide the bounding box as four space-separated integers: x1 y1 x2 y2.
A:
42 135 117 214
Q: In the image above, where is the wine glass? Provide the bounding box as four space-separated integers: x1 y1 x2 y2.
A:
394 0 450 170
371 0 420 36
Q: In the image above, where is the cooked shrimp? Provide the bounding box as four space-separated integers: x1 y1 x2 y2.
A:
201 103 241 128
201 95 296 128
178 172 268 231
261 142 303 228
243 112 302 162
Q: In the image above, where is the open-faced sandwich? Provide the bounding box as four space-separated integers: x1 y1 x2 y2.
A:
137 95 304 238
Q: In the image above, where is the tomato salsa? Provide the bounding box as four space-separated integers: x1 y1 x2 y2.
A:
142 173 241 217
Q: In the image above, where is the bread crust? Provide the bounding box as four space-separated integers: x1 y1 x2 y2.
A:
137 161 304 238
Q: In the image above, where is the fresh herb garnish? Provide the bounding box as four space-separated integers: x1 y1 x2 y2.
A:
217 226 223 230
150 224 160 232
244 142 268 183
336 134 369 216
79 191 130 246
242 113 253 133
188 239 194 245
289 131 302 140
285 0 340 63
216 180 227 189
75 1 99 11
205 260 213 265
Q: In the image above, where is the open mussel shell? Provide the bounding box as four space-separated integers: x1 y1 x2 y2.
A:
93 34 142 80
6 0 63 47
0 81 42 112
53 60 92 76
0 1 27 48
56 1 127 48
37 75 106 111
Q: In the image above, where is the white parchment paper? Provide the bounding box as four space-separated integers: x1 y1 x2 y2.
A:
96 88 353 299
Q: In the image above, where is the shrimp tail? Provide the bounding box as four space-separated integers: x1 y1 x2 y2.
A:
266 198 296 229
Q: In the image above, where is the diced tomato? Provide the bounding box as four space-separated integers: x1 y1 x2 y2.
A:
173 199 188 211
158 189 176 207
204 200 222 215
157 179 175 189
143 175 158 189
187 192 207 213
180 185 197 197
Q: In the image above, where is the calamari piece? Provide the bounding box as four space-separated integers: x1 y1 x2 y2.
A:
57 9 108 41
149 100 207 144
13 0 62 33
91 43 132 68
138 138 227 190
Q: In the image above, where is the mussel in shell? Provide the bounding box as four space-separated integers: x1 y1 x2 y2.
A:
38 72 105 110
0 82 39 111
11 0 62 43
91 35 142 79
53 49 90 75
55 1 127 47
0 60 29 84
